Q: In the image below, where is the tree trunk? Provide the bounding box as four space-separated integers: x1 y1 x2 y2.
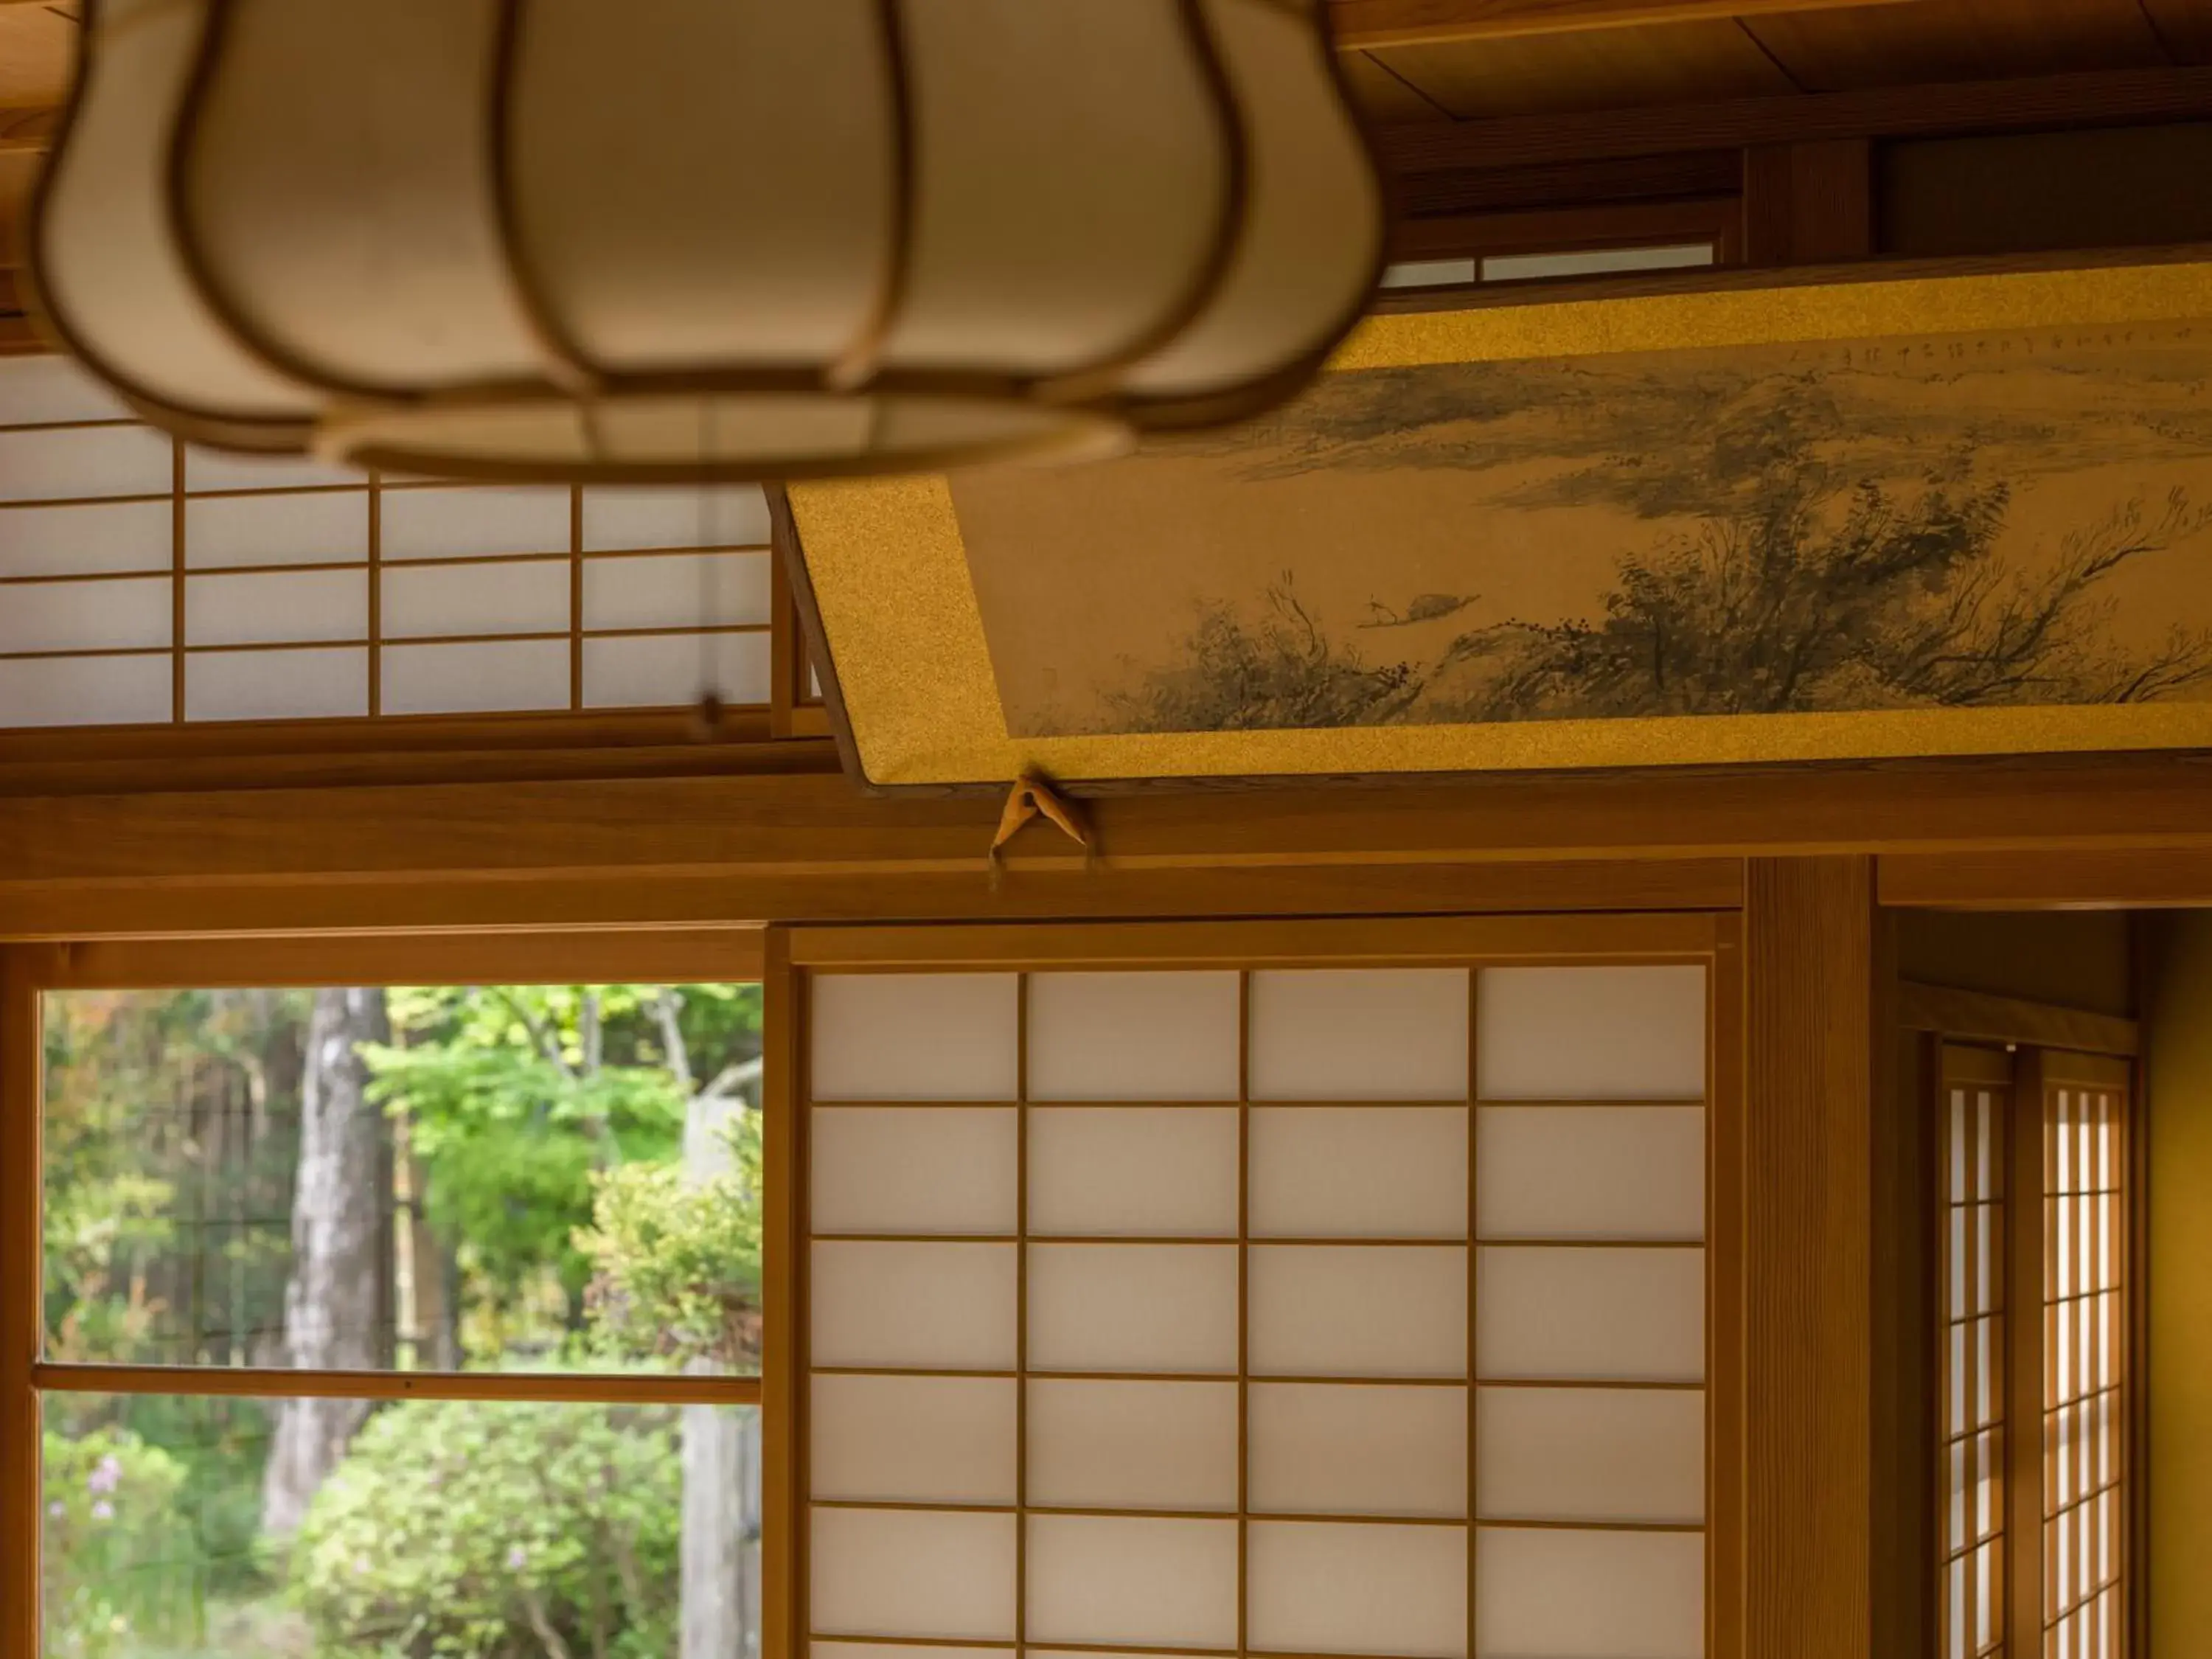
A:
260 986 392 1539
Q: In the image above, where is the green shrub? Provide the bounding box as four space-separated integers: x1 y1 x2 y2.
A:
291 1398 683 1659
41 1426 190 1659
574 1151 761 1371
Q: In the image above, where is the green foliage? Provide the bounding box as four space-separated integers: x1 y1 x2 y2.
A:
41 1426 192 1659
291 1399 684 1659
576 1116 763 1369
363 984 762 1356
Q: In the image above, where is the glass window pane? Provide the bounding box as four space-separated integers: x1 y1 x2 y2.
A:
41 982 766 1377
41 1392 760 1659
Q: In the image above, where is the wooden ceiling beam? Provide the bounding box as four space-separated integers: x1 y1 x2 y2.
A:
1377 62 2212 171
1328 0 1921 51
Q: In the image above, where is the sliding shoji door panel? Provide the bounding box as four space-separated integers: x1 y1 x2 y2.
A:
796 922 1727 1659
0 355 773 727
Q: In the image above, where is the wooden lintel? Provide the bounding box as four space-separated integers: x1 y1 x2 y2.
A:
8 755 2212 937
1377 63 2212 173
1329 0 1916 50
1897 979 2141 1057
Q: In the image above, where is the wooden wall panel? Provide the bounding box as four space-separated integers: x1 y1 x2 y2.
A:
2142 0 2212 63
1368 19 1796 119
1742 0 2170 91
1745 856 1877 1658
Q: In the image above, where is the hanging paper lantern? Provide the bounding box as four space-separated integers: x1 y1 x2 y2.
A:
29 0 1386 483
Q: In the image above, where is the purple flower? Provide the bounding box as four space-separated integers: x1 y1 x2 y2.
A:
507 1545 528 1571
90 1500 114 1522
87 1455 122 1496
47 1500 64 1518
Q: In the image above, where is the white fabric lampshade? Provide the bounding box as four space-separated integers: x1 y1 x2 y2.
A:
29 0 1385 483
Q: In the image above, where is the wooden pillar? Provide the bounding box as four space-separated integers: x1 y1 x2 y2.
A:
1743 139 1875 265
0 950 44 1659
1744 856 1896 1656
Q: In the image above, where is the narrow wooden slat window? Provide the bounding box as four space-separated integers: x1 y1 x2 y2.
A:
1939 1046 2009 1659
2038 1065 2129 1659
798 930 1724 1659
1937 1044 2133 1659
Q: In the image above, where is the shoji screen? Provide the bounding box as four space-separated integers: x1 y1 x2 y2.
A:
793 922 1730 1659
0 353 771 726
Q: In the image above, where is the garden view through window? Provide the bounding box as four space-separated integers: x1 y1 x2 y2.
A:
38 980 765 1659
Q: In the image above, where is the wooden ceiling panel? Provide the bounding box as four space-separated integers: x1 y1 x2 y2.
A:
1745 0 2171 92
1338 47 1456 123
1371 17 1799 119
2140 0 2212 63
0 5 72 111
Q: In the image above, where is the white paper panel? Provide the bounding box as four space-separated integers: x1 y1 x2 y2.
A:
1025 1515 1238 1649
0 355 133 423
1475 1528 1703 1659
1476 1387 1704 1524
1026 1379 1239 1512
1380 257 1478 290
1250 1107 1467 1239
582 484 770 550
582 550 773 630
1027 1107 1239 1237
184 645 369 722
1027 1245 1239 1375
1477 1107 1705 1242
810 1506 1015 1641
0 653 169 726
1483 243 1714 283
380 558 571 640
185 489 368 568
1476 1248 1705 1382
1248 1521 1469 1659
1248 1382 1467 1517
811 1106 1018 1236
184 446 361 493
0 576 169 653
0 500 170 578
581 630 771 709
184 569 366 646
381 484 572 559
1476 967 1705 1102
815 1646 1006 1659
380 638 571 714
0 425 172 503
1248 970 1469 1101
1025 971 1242 1102
810 1241 1018 1370
1249 1246 1467 1378
810 1374 1016 1505
811 973 1020 1102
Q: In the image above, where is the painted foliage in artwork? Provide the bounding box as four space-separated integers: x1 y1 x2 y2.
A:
947 321 2212 738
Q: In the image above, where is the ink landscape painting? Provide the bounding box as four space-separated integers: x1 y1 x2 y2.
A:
947 319 2212 745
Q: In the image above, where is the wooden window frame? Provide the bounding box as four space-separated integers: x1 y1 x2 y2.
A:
1916 997 2143 1659
772 912 1745 1659
0 926 775 1659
